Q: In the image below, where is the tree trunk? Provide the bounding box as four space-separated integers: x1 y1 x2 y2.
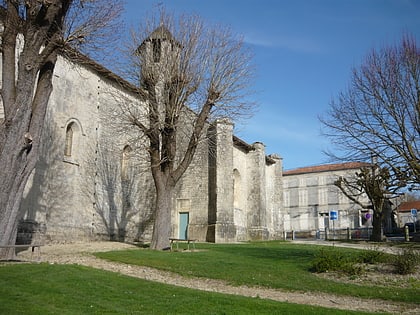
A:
0 122 37 259
150 182 174 250
0 55 56 260
371 206 384 242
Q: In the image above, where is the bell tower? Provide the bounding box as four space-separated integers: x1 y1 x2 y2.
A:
137 25 181 85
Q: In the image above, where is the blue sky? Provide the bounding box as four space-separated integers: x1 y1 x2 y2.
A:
122 0 420 170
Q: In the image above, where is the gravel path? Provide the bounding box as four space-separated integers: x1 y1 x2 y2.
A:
15 241 420 314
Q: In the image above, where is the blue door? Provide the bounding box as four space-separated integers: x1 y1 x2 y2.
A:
179 212 189 240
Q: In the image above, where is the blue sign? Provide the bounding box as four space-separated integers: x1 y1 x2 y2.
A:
411 209 418 217
330 210 338 220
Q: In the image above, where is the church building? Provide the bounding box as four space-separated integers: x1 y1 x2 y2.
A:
1 25 377 245
3 26 283 244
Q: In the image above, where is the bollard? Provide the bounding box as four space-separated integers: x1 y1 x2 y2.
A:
347 227 351 240
292 230 295 240
405 225 410 242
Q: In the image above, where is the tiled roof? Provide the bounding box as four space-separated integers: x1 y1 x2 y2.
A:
283 162 371 176
398 201 420 212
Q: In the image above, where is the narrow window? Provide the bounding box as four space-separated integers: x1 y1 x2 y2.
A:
233 169 241 209
64 123 74 156
152 38 161 63
121 145 132 180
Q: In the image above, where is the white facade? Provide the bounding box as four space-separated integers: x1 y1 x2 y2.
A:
282 163 371 236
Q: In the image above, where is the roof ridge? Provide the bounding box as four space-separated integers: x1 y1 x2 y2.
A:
283 162 371 175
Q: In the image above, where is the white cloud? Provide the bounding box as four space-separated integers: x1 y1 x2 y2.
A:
244 32 325 54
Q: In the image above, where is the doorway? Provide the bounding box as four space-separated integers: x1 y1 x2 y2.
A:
179 212 189 240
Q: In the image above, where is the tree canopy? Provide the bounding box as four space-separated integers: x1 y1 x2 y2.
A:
110 11 256 249
321 35 420 191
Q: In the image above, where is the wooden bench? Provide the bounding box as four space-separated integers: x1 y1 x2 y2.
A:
0 244 43 261
169 238 196 251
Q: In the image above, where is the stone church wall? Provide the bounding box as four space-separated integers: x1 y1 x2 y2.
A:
21 56 105 242
209 120 236 243
232 145 250 241
265 154 283 239
173 134 210 241
9 47 283 244
20 55 156 243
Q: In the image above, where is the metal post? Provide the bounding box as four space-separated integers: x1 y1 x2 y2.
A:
405 225 410 242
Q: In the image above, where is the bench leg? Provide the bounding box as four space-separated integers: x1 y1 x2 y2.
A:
37 246 41 261
30 246 41 261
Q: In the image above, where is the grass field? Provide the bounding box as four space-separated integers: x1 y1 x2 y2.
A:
95 241 420 304
0 241 418 314
0 263 376 315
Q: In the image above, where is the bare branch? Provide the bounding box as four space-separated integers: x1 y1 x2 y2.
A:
320 35 420 189
63 0 124 62
110 9 256 249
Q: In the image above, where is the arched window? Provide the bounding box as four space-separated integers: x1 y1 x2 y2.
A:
233 169 242 209
121 145 132 180
64 123 75 157
63 119 84 165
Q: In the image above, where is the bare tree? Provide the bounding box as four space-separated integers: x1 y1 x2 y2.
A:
111 12 255 249
0 0 122 259
321 35 420 190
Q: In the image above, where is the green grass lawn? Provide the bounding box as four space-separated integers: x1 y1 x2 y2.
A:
95 241 420 304
0 263 376 315
1 241 418 314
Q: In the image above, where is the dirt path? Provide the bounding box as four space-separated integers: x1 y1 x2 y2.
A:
17 242 420 314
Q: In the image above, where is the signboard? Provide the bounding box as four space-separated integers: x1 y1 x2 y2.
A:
411 209 418 217
330 210 338 221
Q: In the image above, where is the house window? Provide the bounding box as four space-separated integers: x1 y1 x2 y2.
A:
283 191 290 207
319 188 328 205
64 123 75 156
299 189 308 207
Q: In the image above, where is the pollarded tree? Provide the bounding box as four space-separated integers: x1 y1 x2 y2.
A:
0 0 122 260
321 35 420 190
335 164 393 241
112 12 255 249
